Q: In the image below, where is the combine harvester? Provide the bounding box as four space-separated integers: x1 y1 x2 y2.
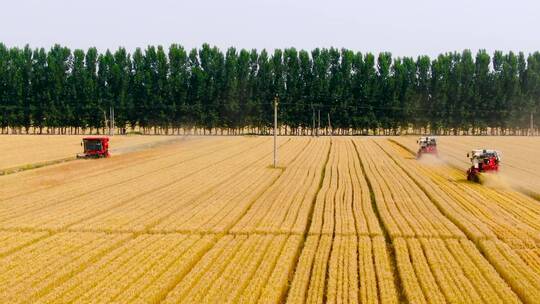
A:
77 137 110 159
466 149 501 183
416 136 438 159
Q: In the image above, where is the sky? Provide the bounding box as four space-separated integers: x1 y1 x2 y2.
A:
1 0 539 58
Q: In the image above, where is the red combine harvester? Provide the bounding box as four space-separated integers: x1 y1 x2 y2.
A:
416 136 438 159
77 137 110 159
466 149 501 182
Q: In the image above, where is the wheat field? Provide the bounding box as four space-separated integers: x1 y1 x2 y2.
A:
391 136 540 200
0 135 180 172
0 136 539 303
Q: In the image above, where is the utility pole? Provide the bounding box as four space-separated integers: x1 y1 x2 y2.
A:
111 107 116 135
109 106 115 136
312 105 316 137
328 113 332 137
103 110 108 135
317 109 321 137
531 112 534 136
273 95 279 168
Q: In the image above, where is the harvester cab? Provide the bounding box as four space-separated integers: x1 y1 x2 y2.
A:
466 149 501 182
77 137 110 159
416 136 438 159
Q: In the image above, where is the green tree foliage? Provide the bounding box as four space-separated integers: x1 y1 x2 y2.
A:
0 44 539 135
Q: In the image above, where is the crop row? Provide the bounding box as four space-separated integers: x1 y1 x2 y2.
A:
0 137 538 303
392 136 540 199
379 138 540 302
382 139 540 246
382 140 540 249
0 232 131 303
0 134 176 172
288 139 396 304
353 139 531 303
35 233 215 303
0 136 235 207
0 136 224 200
354 139 464 238
162 138 332 303
0 137 268 231
0 137 332 302
394 237 520 303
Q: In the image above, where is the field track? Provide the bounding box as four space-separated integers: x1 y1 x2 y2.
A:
0 136 539 303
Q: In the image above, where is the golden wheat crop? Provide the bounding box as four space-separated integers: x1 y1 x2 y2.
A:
0 134 181 172
0 136 538 303
392 135 540 199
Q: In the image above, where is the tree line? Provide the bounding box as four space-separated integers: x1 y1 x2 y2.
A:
1 43 539 135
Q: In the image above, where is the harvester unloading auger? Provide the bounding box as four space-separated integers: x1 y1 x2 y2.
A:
416 136 438 159
77 137 110 159
466 149 501 182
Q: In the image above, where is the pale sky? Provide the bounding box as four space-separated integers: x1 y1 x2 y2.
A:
1 0 539 58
